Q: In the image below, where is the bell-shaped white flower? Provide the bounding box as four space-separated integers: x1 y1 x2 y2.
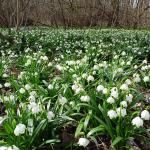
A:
120 101 127 108
19 88 26 94
80 95 90 102
14 123 26 136
111 87 118 99
141 110 150 120
125 79 132 85
78 138 90 147
120 84 129 91
48 84 53 90
143 76 149 82
25 84 31 90
107 97 115 104
107 110 118 119
126 94 133 103
87 75 94 82
117 107 127 117
132 117 143 128
96 85 104 92
47 111 55 121
59 96 68 105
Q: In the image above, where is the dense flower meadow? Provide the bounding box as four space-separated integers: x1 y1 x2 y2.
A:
0 28 150 150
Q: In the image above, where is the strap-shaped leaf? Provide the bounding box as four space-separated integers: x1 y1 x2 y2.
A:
112 136 123 146
75 121 83 138
87 125 105 137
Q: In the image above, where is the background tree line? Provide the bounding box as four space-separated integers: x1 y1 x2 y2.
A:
0 0 150 29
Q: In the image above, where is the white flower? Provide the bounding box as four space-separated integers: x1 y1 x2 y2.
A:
72 74 77 78
114 55 118 59
0 146 8 150
0 84 2 88
96 85 104 92
78 138 90 147
134 65 138 69
12 145 20 150
125 79 132 85
0 146 13 150
70 101 75 107
72 84 78 91
48 84 53 90
141 110 150 120
107 110 118 119
87 75 94 82
28 102 41 114
25 84 31 90
43 56 48 61
14 123 26 136
93 65 99 70
9 95 15 101
92 71 96 75
107 97 115 104
28 95 35 102
117 107 127 117
120 84 129 91
126 61 131 65
142 60 147 64
37 59 41 64
110 88 118 99
121 51 126 56
4 96 9 101
143 76 149 82
25 59 31 66
29 91 37 96
132 117 143 128
3 73 9 78
102 88 108 94
47 111 55 121
82 73 87 79
19 88 25 94
56 64 63 71
48 62 53 67
75 87 83 94
141 66 148 71
18 72 25 79
126 94 133 103
121 61 125 66
120 101 127 108
80 95 90 102
34 72 38 76
4 82 11 87
59 96 67 105
133 74 141 83
117 68 123 73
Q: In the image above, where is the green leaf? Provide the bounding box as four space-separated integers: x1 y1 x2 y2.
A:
60 115 74 121
87 125 105 137
98 104 113 138
112 136 123 146
3 123 13 134
29 119 47 146
84 115 90 131
0 140 7 146
39 139 60 147
75 121 83 138
0 132 7 137
76 103 97 111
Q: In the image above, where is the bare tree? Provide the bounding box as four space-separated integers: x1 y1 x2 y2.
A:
0 0 150 28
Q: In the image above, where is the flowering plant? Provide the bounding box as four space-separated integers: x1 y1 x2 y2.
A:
0 28 149 149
